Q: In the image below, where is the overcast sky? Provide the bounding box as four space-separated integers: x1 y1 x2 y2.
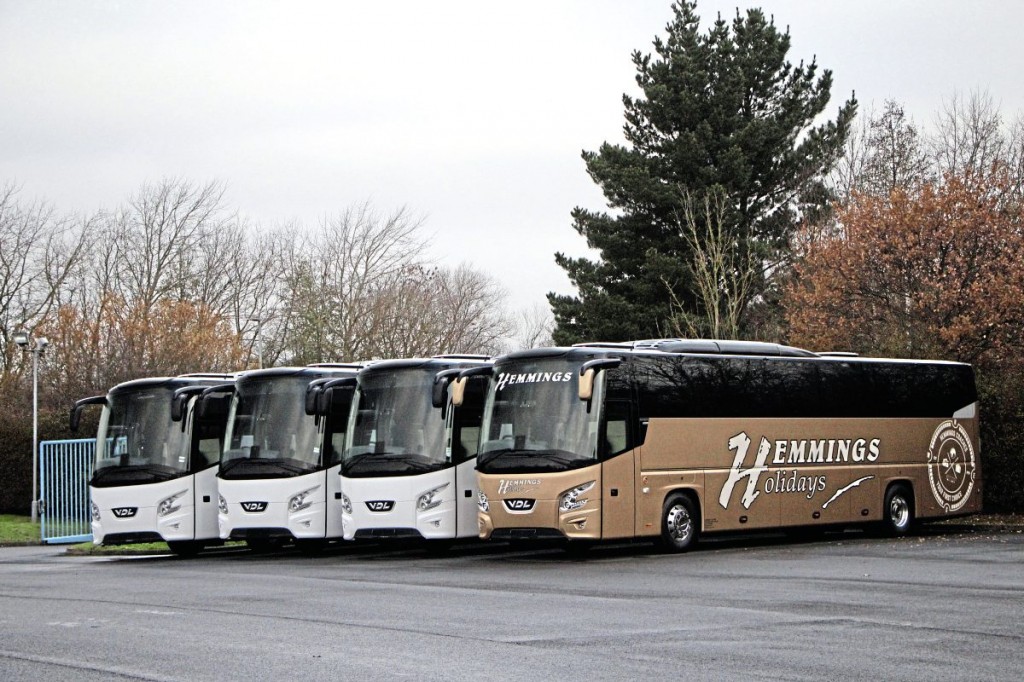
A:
3 1 1023 316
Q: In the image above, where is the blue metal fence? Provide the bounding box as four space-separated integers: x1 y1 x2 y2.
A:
39 439 94 544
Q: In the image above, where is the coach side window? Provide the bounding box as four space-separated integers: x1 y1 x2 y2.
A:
602 400 633 458
451 375 486 463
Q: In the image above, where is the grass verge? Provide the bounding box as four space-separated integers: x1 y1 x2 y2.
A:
65 541 171 555
64 540 245 555
0 514 40 545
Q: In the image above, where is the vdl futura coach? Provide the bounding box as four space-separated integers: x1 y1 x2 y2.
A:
212 364 362 551
320 356 491 544
466 340 981 552
71 374 237 556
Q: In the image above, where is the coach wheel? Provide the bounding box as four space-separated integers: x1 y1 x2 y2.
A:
167 540 202 557
660 493 699 553
883 484 914 536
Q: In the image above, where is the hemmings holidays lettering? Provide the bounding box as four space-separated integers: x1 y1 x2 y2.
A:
495 371 573 392
719 431 882 510
770 437 880 465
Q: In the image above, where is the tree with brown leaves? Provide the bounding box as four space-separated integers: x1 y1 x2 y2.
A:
786 170 1024 366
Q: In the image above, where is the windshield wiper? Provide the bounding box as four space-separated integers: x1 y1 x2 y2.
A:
343 452 442 476
219 457 316 478
217 457 248 476
91 464 181 486
477 448 513 467
477 449 593 472
528 450 587 467
259 458 316 475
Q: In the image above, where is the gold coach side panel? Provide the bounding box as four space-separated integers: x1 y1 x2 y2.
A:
638 416 981 533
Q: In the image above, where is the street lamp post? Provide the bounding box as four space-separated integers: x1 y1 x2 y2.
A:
12 330 48 523
247 317 263 369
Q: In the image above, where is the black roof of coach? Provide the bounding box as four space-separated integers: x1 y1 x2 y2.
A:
497 346 629 364
108 373 238 396
361 356 490 376
578 339 818 358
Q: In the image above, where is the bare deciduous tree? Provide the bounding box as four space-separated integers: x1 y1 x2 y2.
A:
933 91 1006 176
110 178 229 311
28 179 267 395
665 188 761 340
503 303 555 352
862 101 932 196
0 183 91 380
282 205 509 362
3 180 512 404
829 112 871 203
281 204 424 363
428 263 511 356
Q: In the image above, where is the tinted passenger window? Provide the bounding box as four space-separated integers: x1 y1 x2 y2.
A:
452 376 486 463
603 400 632 457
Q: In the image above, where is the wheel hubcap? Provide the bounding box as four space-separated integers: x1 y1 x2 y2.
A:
890 495 910 529
667 504 692 543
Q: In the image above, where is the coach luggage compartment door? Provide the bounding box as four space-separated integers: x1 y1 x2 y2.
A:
600 400 635 539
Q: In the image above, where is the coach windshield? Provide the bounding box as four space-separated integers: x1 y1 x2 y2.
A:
342 368 448 478
476 359 602 474
91 386 188 487
219 375 321 479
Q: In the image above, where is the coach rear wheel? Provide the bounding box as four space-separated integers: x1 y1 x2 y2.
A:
883 484 914 536
660 493 699 553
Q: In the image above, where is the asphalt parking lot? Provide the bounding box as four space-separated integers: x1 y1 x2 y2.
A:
1 524 1022 681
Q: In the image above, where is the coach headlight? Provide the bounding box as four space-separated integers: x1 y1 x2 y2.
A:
288 486 320 513
558 481 596 513
90 501 100 521
477 490 489 513
417 483 449 512
339 492 352 515
157 490 187 517
218 494 228 515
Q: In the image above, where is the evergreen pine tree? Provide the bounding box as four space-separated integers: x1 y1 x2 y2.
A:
549 1 856 344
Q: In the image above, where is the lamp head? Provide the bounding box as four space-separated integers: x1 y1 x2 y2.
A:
12 330 29 348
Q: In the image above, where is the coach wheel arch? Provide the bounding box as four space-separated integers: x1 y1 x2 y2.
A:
882 482 915 536
659 489 701 553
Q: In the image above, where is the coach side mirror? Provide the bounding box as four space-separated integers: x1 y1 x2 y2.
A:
171 386 207 423
451 365 493 407
320 377 357 417
197 383 235 421
432 369 463 417
450 378 467 408
171 394 187 422
578 358 622 401
70 395 107 433
578 369 596 402
198 394 231 421
305 378 333 416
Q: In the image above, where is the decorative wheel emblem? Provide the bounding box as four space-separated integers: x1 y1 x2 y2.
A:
927 420 976 513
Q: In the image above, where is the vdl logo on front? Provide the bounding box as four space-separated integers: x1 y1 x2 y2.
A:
240 501 268 513
111 507 137 518
503 498 536 513
365 500 395 512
